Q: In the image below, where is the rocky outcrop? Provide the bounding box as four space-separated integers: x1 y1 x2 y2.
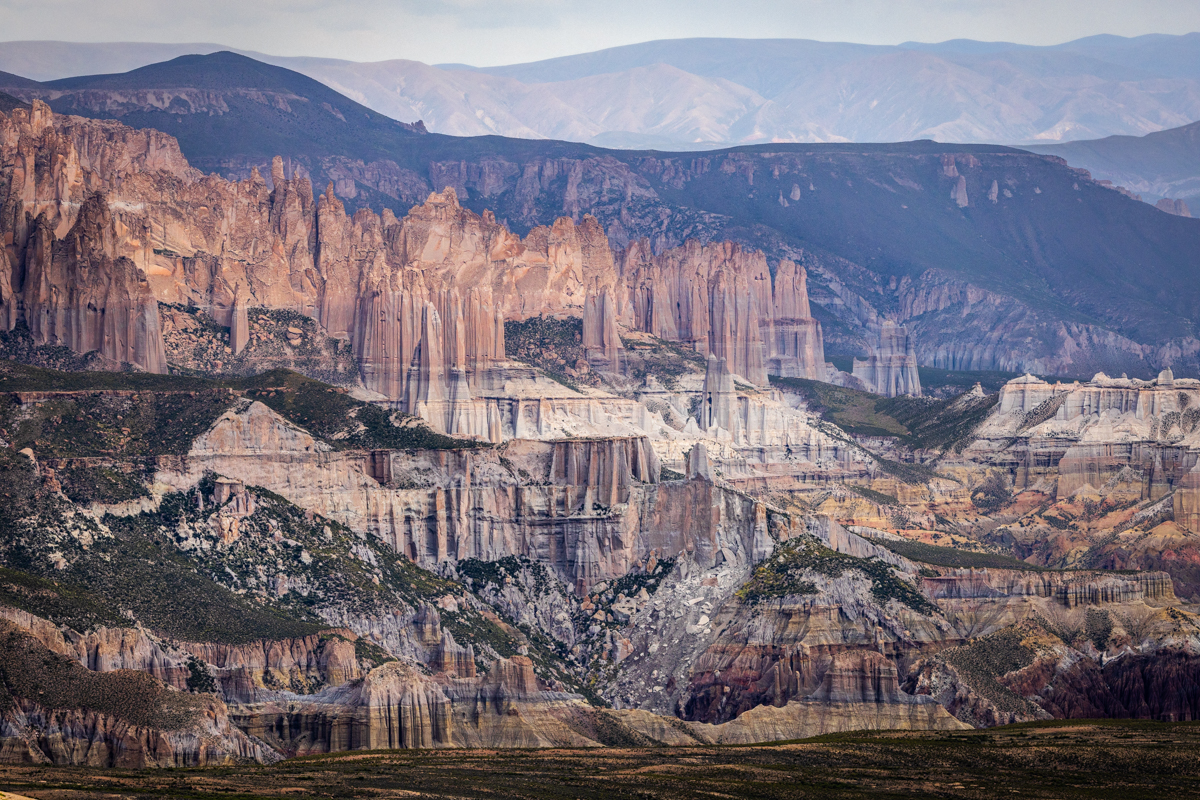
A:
159 401 773 592
921 569 1175 607
229 287 249 355
0 607 363 705
1156 198 1192 218
852 320 921 397
971 372 1200 508
0 104 835 422
619 239 825 385
767 259 825 380
0 697 272 767
0 620 275 767
675 651 969 744
582 282 623 371
699 355 738 434
233 655 602 754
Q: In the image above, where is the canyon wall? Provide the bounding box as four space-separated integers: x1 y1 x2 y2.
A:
0 103 827 405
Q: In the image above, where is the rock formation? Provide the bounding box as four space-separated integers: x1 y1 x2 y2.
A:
618 239 826 386
767 258 825 380
1156 198 1192 217
582 282 623 371
229 286 249 356
0 103 835 429
699 355 738 434
6 97 1200 770
853 320 921 397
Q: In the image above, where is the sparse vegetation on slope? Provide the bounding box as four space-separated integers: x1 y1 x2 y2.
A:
938 624 1045 717
237 369 485 450
769 376 910 438
737 537 935 613
867 536 1045 571
5 719 1197 797
504 316 595 390
0 622 205 729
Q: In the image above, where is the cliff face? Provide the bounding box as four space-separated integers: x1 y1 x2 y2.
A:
852 320 921 397
158 400 785 593
1 104 825 402
0 104 175 371
619 240 825 385
0 620 276 767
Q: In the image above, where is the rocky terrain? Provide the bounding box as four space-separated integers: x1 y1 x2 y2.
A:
1 101 1200 768
6 57 1200 380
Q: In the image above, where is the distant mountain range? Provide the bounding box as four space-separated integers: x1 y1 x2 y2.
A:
3 50 1200 379
1 34 1200 149
1027 121 1200 205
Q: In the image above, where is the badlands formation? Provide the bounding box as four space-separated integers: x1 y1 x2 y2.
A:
2 104 1200 766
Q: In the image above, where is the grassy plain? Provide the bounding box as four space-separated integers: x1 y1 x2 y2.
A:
0 721 1195 798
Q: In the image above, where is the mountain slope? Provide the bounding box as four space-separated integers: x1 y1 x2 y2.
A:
0 52 426 209
42 51 427 157
4 35 1200 147
0 90 27 114
1025 121 1200 204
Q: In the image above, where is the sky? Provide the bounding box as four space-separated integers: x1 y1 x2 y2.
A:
0 0 1198 66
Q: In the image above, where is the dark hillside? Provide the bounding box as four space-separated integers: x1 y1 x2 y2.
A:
1026 120 1200 205
0 91 28 114
40 52 426 160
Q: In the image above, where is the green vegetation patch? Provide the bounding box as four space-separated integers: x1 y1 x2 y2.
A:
771 373 1000 453
622 336 707 391
939 624 1044 716
737 537 935 613
0 565 126 632
769 375 909 438
0 362 485 459
504 316 593 390
608 556 677 600
878 391 1000 452
866 536 1046 571
846 484 899 506
0 357 215 393
0 385 236 459
0 622 205 729
915 366 1025 394
55 461 152 505
353 637 398 670
85 504 327 644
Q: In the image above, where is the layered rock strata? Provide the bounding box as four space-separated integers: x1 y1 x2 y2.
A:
158 400 788 592
966 372 1200 527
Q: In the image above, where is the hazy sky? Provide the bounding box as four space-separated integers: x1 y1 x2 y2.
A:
1 0 1197 66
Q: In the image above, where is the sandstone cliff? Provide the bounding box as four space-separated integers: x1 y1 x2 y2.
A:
852 320 921 397
1 104 826 402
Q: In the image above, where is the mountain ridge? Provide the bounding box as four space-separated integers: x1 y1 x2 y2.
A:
1026 120 1200 204
4 34 1200 147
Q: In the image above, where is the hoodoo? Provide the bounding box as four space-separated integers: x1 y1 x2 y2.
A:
853 320 921 397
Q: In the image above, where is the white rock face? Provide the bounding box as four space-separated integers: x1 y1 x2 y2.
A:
160 402 794 593
853 320 922 397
